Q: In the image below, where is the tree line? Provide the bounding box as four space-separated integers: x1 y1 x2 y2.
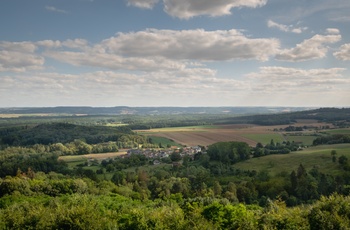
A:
0 123 137 146
313 134 350 145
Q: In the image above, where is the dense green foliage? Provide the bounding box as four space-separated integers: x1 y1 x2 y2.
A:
253 140 301 157
1 175 350 230
313 134 350 145
207 141 250 163
0 123 138 146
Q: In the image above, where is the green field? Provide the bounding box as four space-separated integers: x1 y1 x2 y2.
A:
323 128 350 135
234 144 350 176
284 135 317 146
241 133 285 145
59 155 86 162
59 155 87 168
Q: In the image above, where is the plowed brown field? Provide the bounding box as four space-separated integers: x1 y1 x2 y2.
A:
141 124 269 147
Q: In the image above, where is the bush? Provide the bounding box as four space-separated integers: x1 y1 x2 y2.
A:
308 195 350 230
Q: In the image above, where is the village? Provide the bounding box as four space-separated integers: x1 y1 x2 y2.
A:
125 145 204 164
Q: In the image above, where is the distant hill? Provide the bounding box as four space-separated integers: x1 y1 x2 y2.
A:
0 106 314 116
218 107 350 125
0 106 349 128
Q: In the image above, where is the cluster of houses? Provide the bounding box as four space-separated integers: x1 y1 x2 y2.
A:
125 146 203 164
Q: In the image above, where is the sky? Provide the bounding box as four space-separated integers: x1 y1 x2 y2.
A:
1 0 350 108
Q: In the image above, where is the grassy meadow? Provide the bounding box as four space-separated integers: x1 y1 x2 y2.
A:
323 128 350 135
148 136 183 147
234 143 350 176
59 151 127 168
240 133 285 145
284 135 317 146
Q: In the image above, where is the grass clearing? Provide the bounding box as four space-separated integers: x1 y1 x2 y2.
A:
322 128 350 135
58 155 86 162
284 135 317 146
147 136 183 147
240 133 284 145
234 143 350 176
66 161 86 168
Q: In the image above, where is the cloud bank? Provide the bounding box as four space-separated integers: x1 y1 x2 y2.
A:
334 43 350 60
127 0 267 19
276 34 341 62
1 26 349 107
127 0 159 9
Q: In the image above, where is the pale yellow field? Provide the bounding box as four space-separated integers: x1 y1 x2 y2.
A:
0 114 22 118
59 151 127 162
83 151 127 159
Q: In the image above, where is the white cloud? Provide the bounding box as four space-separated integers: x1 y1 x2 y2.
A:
0 29 279 74
45 6 68 14
37 39 89 50
326 28 340 34
267 20 288 32
276 34 341 62
334 43 350 60
62 39 89 50
38 28 280 75
127 0 267 19
163 0 267 19
102 28 279 61
0 42 44 72
127 0 159 9
44 50 189 71
37 40 61 48
0 51 44 72
267 20 307 34
0 41 36 53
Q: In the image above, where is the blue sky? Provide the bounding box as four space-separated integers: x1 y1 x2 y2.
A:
1 0 350 107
